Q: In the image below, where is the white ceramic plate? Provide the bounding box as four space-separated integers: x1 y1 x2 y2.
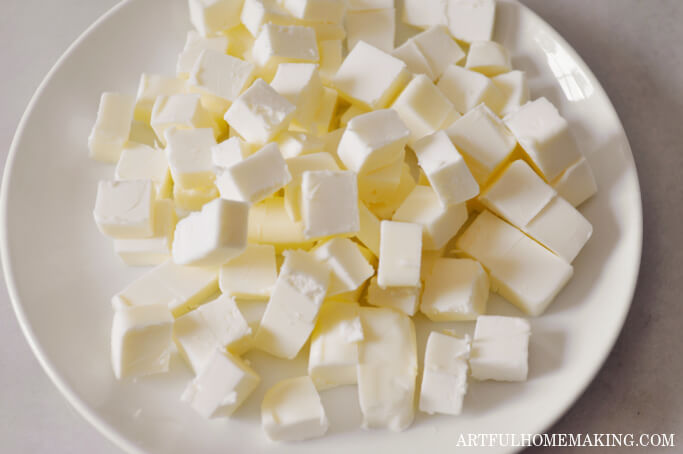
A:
1 0 642 453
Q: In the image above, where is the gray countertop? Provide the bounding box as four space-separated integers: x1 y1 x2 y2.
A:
1 1 681 452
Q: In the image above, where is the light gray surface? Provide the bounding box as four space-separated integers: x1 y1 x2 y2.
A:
0 1 680 453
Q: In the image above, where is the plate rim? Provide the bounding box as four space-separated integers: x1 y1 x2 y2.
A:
0 1 643 453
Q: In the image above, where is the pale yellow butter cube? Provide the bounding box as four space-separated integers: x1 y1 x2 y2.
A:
114 199 177 266
346 9 396 53
465 40 512 77
284 152 339 222
437 65 504 115
88 92 135 163
219 244 277 299
378 220 422 288
366 276 420 316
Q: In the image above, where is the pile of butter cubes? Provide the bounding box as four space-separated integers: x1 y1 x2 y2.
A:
90 0 597 442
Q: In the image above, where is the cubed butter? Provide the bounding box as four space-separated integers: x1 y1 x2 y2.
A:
248 197 315 252
114 199 177 266
446 0 496 43
437 65 504 115
176 31 229 78
345 9 396 53
551 156 597 207
365 276 420 316
356 201 381 257
114 143 172 198
189 49 256 102
88 92 135 163
284 152 339 222
392 40 435 80
411 26 465 80
151 94 218 145
189 0 243 36
270 63 324 128
252 24 319 76
402 0 447 29
211 137 251 169
134 73 187 123
492 70 530 117
469 315 530 381
301 170 360 239
377 220 422 288
93 180 154 239
219 244 277 299
312 238 374 296
318 39 343 83
164 127 216 189
465 40 512 76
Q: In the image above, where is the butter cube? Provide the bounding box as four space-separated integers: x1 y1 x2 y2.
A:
240 0 291 37
420 258 489 321
318 39 343 83
456 210 573 316
377 220 422 288
114 199 177 266
165 128 216 189
366 276 420 316
219 244 277 299
419 332 470 415
338 109 409 173
357 307 417 431
301 170 360 239
470 315 530 381
261 376 329 441
551 156 597 207
393 185 468 250
173 184 219 212
311 87 339 135
270 63 324 128
248 197 315 252
176 31 229 78
465 40 512 76
134 74 187 123
128 120 158 147
412 131 480 206
391 74 455 145
189 0 242 36
235 299 267 332
446 0 496 43
94 180 154 238
151 94 218 145
437 65 504 115
88 93 135 163
356 202 381 256
182 349 260 418
284 152 339 222
254 250 330 359
339 104 369 128
365 162 416 219
309 301 364 390
111 304 173 379
445 103 517 184
402 0 447 28
358 152 404 204
312 238 374 296
481 160 592 262
189 49 255 102
224 79 296 145
252 24 319 76
348 0 393 10
334 41 410 109
492 70 530 117
172 198 249 266
211 137 251 169
174 295 252 373
504 97 583 182
276 131 324 159
112 260 218 317
412 26 465 80
392 40 435 80
282 0 345 23
346 9 396 53
114 143 172 198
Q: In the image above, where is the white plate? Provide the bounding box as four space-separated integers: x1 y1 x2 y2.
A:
1 0 642 453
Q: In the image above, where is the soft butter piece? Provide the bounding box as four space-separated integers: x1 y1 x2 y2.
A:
469 315 530 382
411 26 465 80
551 156 597 207
134 73 187 123
492 70 530 117
176 31 229 79
114 199 177 266
151 94 218 145
248 197 315 252
283 152 339 222
114 143 172 198
219 244 277 299
446 0 496 43
164 127 216 189
93 180 155 239
189 0 243 36
189 49 256 102
301 170 360 239
365 276 421 316
345 9 396 53
270 63 324 128
377 220 422 288
88 92 135 163
251 24 319 76
465 40 512 77
419 331 470 415
437 65 504 115
312 238 374 296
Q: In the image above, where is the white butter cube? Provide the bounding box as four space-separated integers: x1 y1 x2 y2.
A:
312 238 374 296
309 301 364 390
466 40 512 76
356 202 381 256
94 180 154 238
128 120 158 147
492 70 530 117
177 31 229 78
456 210 573 316
173 184 219 212
189 49 255 102
366 276 420 316
412 131 480 206
182 349 260 418
318 39 343 83
261 376 329 441
420 258 489 321
235 299 267 332
248 197 314 252
252 24 319 75
419 332 470 415
211 137 251 169
301 170 360 239
437 65 504 115
224 79 296 145
391 74 455 145
254 250 330 359
337 109 409 173
134 74 187 123
283 152 339 222
174 295 252 373
339 105 369 129
189 0 242 36
551 156 597 207
334 41 410 109
270 63 324 127
481 160 592 262
445 103 517 184
219 244 277 299
446 0 496 43
357 307 417 431
311 87 339 135
470 315 530 381
393 185 468 250
240 0 292 37
114 143 172 198
412 26 465 80
358 152 404 203
346 9 396 53
348 0 393 10
111 304 173 379
276 131 324 159
114 199 177 266
282 0 345 23
88 93 135 163
112 260 218 317
150 94 217 145
365 162 416 219
165 128 216 189
377 220 422 288
391 40 434 79
504 97 583 181
402 0 447 28
215 143 291 204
